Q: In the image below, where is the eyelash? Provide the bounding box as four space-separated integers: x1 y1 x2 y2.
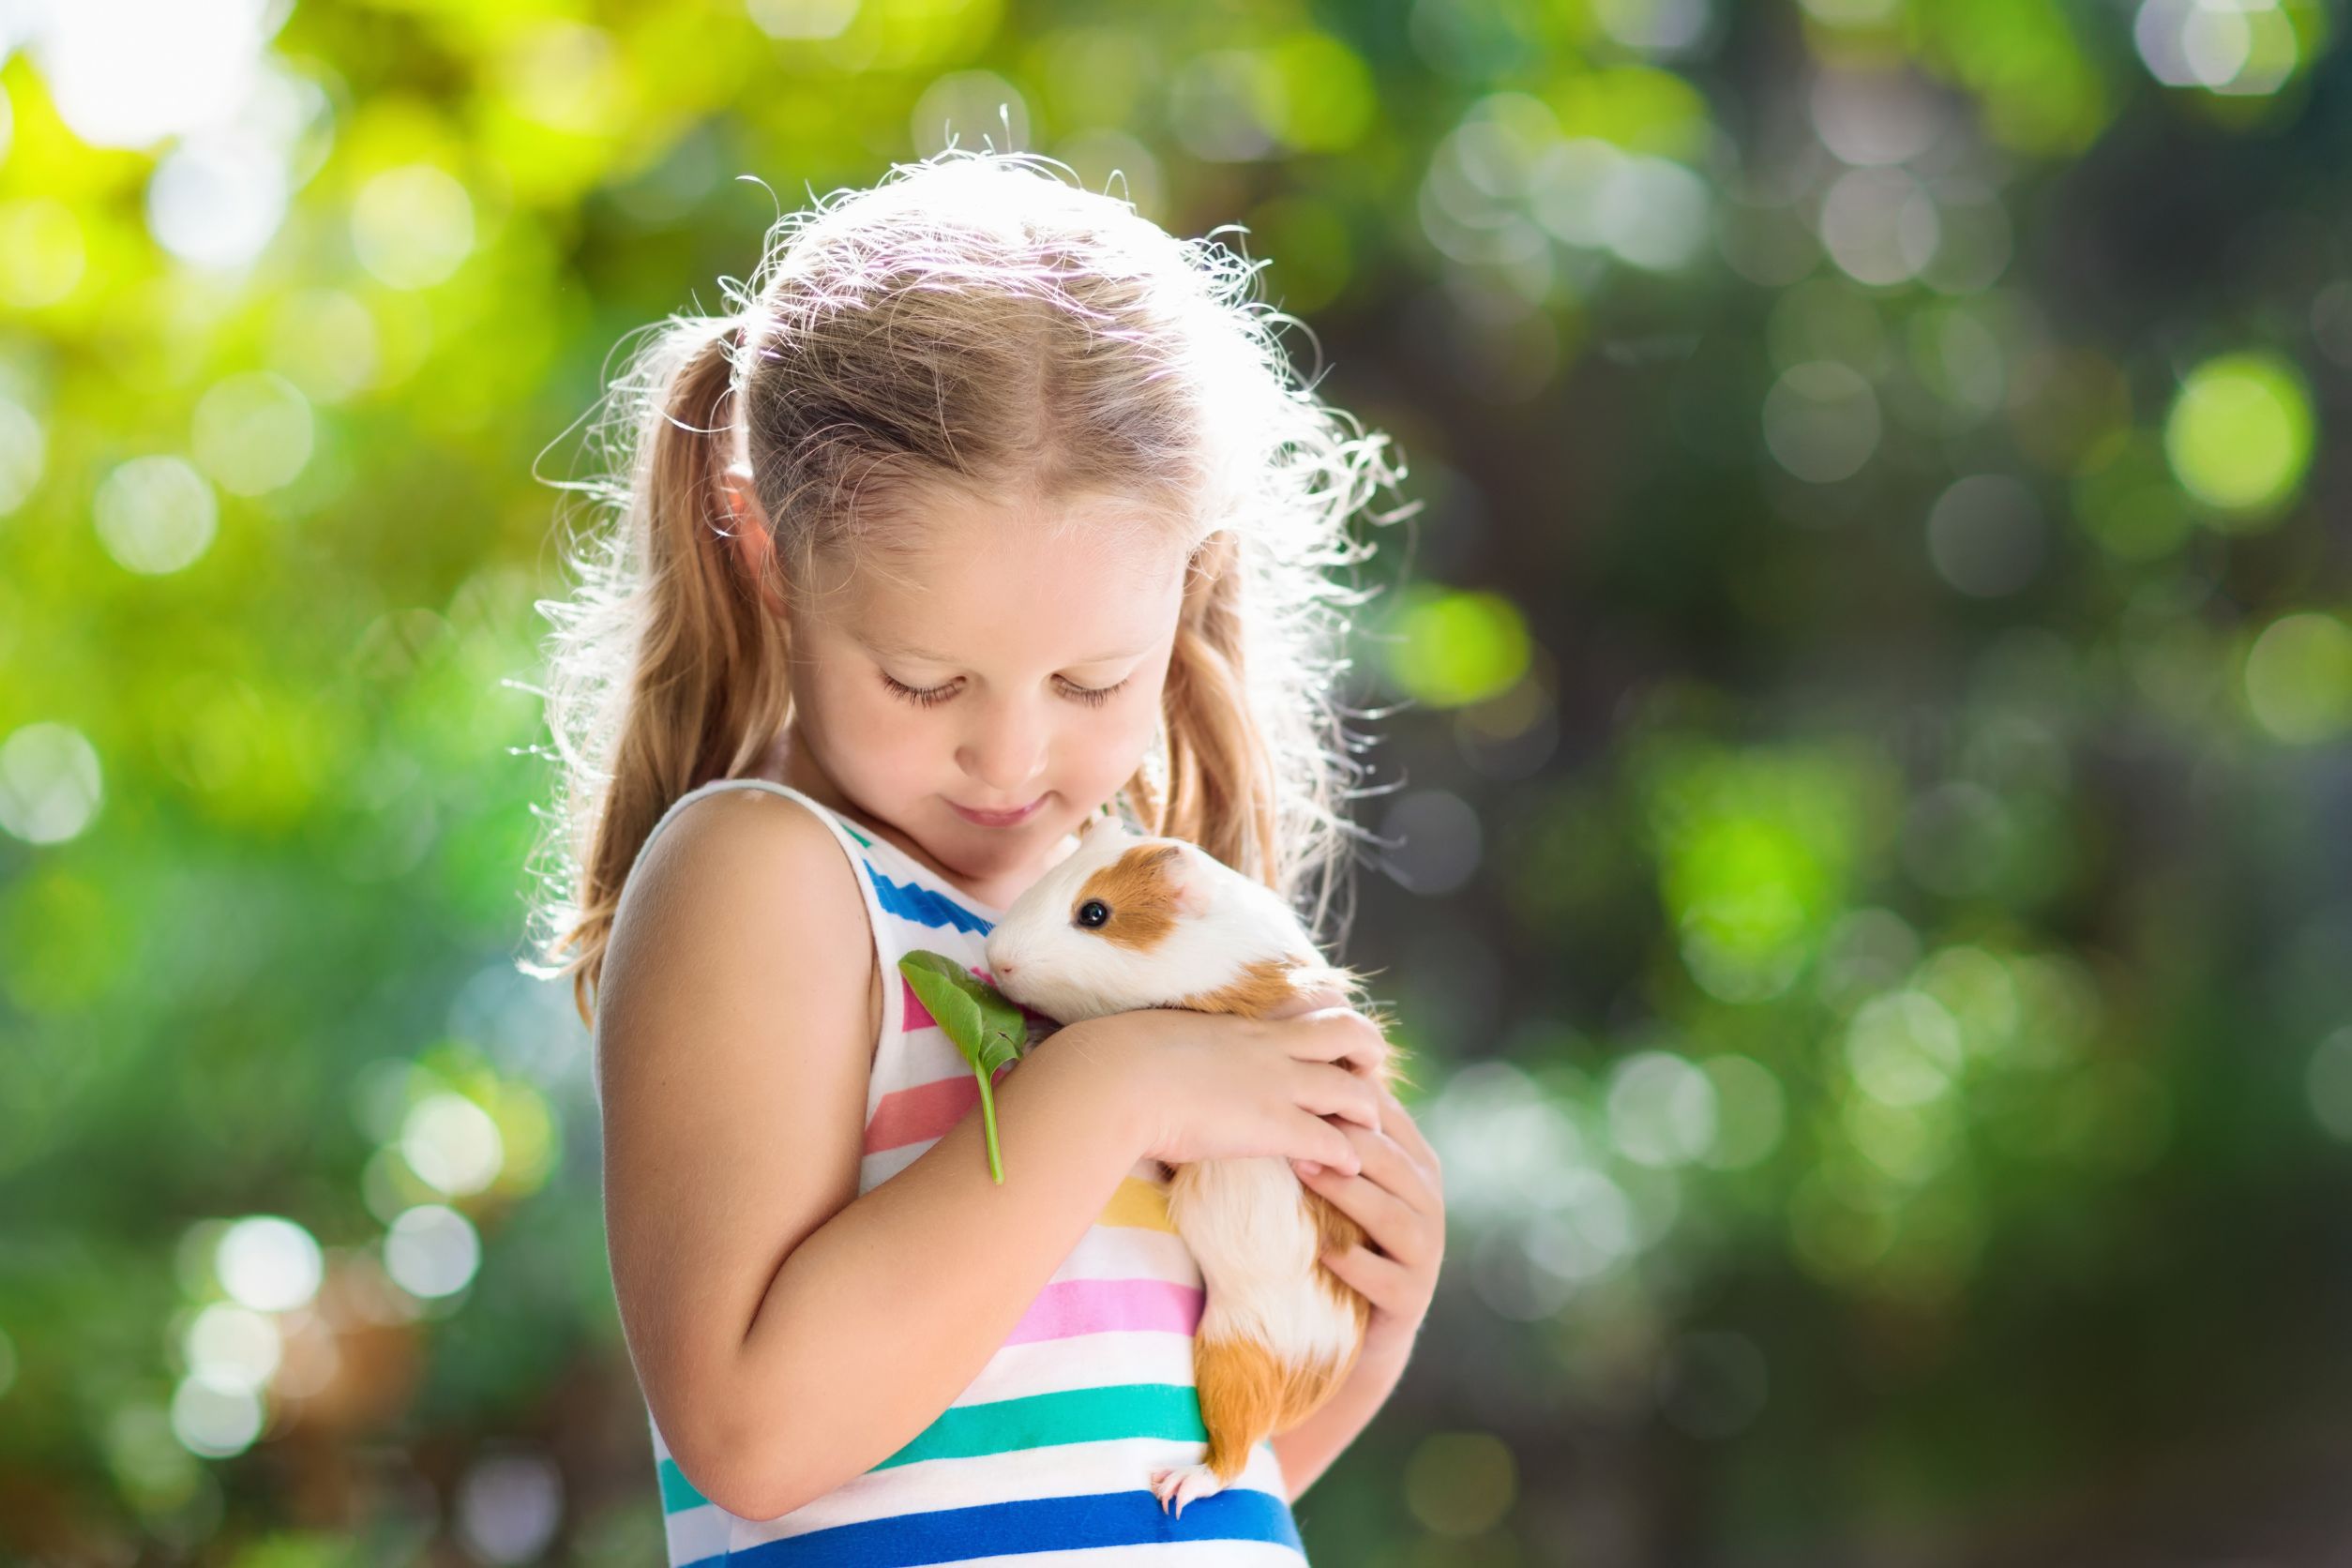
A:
882 674 1130 710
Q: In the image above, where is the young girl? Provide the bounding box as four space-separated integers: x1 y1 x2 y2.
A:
527 149 1446 1561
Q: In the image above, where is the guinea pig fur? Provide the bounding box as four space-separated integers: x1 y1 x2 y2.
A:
982 815 1397 1516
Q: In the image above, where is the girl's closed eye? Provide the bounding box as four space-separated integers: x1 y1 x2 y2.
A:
881 673 1131 709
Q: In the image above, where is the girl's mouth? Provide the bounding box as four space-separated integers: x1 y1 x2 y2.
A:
950 795 1045 827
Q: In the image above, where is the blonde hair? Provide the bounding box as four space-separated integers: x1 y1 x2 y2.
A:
523 149 1414 1029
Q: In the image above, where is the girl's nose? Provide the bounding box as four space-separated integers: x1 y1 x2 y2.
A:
958 703 1048 793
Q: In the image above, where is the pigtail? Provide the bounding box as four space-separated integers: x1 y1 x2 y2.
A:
539 317 792 1028
1134 531 1281 893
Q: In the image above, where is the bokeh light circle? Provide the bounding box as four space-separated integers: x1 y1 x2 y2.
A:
95 455 218 574
1846 991 1964 1106
191 371 314 496
170 1374 264 1459
216 1216 324 1314
1925 474 2047 596
401 1093 506 1197
1606 1050 1718 1167
182 1304 282 1394
0 722 103 845
352 164 476 290
2162 352 2314 520
384 1204 481 1298
1764 361 1881 482
2243 611 2352 744
147 132 289 269
0 396 47 513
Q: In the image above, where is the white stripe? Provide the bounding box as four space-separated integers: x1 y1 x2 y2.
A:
1048 1227 1197 1285
858 1141 927 1187
948 1330 1199 1406
662 1502 731 1564
869 1022 975 1096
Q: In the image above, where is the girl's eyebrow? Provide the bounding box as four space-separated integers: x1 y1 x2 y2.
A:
861 633 1154 666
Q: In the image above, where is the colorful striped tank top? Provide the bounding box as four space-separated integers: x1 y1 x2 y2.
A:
629 777 1310 1566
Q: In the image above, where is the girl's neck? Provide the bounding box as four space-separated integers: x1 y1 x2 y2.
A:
747 724 1074 912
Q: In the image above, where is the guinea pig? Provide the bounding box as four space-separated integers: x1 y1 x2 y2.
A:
983 813 1402 1515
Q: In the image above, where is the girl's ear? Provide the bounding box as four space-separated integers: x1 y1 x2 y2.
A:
720 468 787 618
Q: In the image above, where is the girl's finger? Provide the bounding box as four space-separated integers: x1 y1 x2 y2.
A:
1372 1084 1443 1185
1294 1008 1389 1076
1319 1241 1413 1304
1320 1119 1438 1220
1297 1153 1432 1269
1295 1115 1361 1175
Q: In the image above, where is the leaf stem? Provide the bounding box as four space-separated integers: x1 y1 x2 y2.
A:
975 1060 1003 1184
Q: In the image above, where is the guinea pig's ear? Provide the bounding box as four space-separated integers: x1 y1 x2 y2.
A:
1161 841 1214 920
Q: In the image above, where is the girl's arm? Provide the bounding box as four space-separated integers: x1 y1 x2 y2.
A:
729 1034 1147 1514
598 792 1151 1520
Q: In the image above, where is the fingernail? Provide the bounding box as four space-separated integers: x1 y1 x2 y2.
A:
1295 1160 1321 1177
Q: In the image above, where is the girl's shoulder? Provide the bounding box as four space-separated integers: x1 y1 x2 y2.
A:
598 784 879 960
634 776 872 882
602 776 886 1077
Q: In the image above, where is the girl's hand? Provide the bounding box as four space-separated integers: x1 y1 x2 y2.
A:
1293 1078 1445 1366
1057 1005 1388 1176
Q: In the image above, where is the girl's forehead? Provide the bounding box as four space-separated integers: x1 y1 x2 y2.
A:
821 510 1189 651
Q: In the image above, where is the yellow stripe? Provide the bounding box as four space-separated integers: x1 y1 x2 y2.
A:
1096 1174 1175 1232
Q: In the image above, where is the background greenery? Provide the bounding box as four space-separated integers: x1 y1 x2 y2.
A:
5 0 2350 1561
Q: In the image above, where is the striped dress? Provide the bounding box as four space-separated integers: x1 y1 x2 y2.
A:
629 777 1310 1566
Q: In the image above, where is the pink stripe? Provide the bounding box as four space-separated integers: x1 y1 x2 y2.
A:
902 976 938 1033
899 968 1019 1035
867 971 1062 1155
901 969 1057 1039
865 1075 977 1153
1003 1277 1204 1345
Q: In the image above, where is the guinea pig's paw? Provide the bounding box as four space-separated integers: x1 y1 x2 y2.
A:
1148 1462 1228 1517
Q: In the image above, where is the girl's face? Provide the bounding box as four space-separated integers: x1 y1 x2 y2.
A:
776 484 1189 896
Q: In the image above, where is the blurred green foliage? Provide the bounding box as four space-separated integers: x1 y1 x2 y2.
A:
4 0 2350 1563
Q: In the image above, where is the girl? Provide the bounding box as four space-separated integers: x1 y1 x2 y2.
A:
527 149 1445 1561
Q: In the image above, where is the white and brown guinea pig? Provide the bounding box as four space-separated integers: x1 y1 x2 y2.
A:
983 813 1404 1516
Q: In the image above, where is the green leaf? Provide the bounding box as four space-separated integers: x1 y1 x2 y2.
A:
898 951 1029 1183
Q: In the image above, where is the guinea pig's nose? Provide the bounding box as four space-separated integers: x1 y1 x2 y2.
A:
994 959 1018 979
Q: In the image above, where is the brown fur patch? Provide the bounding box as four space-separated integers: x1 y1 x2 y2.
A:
1194 1330 1365 1483
1182 957 1374 1019
1192 1334 1289 1484
1178 957 1311 1017
1184 1182 1384 1478
1074 843 1184 951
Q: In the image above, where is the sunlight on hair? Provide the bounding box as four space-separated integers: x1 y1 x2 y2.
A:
524 147 1417 1021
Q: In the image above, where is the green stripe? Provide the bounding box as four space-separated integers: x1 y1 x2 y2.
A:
840 822 872 847
875 1382 1205 1470
657 1457 710 1513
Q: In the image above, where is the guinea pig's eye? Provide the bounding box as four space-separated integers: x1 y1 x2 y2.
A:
1075 899 1110 929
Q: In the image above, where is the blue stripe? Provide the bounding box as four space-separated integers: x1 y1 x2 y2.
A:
866 866 994 935
722 1485 1304 1566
